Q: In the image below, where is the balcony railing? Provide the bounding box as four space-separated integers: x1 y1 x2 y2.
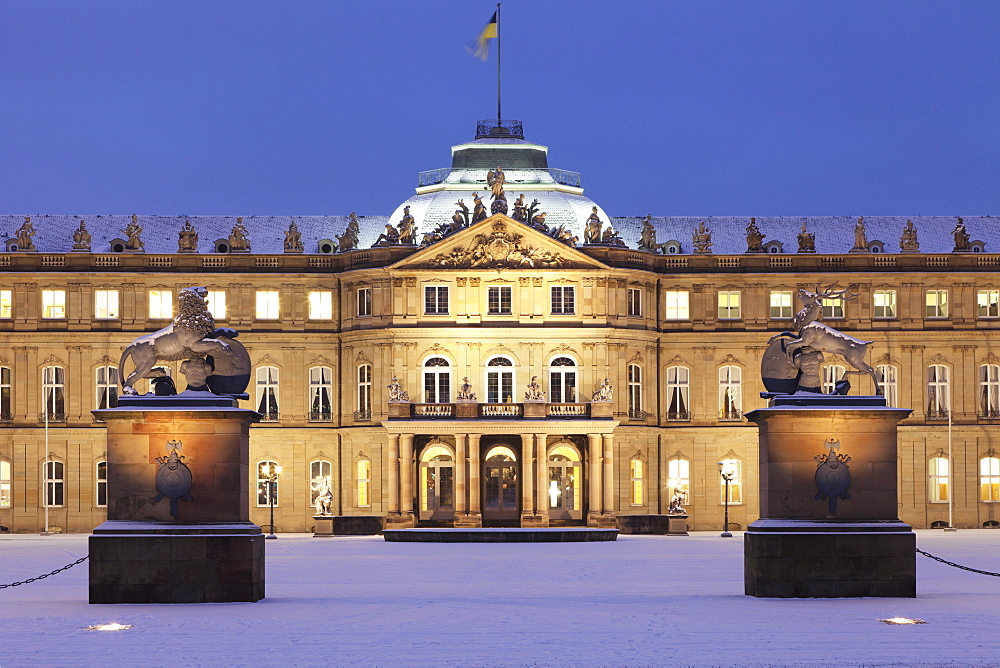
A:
667 411 691 422
308 411 334 423
354 409 372 422
476 119 524 139
391 401 612 420
548 403 589 418
258 412 280 423
38 413 66 423
412 403 455 418
417 167 581 188
478 403 523 418
926 409 950 421
628 409 648 421
719 410 743 422
979 410 1000 419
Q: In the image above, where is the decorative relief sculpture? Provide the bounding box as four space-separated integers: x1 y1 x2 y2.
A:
456 377 477 401
524 376 545 401
584 206 602 244
797 221 815 253
850 216 868 252
284 220 303 253
953 217 970 252
229 217 251 252
899 219 919 253
125 215 144 252
311 478 333 516
387 376 409 402
486 165 508 215
745 217 765 253
425 221 568 269
638 215 657 252
591 377 613 402
14 216 36 251
72 220 92 251
178 220 199 253
420 201 470 247
153 440 194 517
692 221 713 254
814 439 851 515
336 212 360 252
471 192 488 223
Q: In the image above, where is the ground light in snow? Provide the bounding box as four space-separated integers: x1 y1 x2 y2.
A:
879 617 927 625
84 623 133 632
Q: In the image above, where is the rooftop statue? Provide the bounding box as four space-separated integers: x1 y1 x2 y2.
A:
336 212 360 252
453 199 470 229
638 215 657 251
584 207 602 244
692 221 713 254
953 217 971 252
374 222 400 246
72 220 91 251
471 192 488 223
511 194 528 222
549 222 578 248
745 217 765 253
178 220 199 253
601 222 625 247
899 219 919 253
284 220 303 253
14 216 36 251
797 220 815 253
850 216 868 252
397 205 417 245
229 218 251 252
125 215 144 252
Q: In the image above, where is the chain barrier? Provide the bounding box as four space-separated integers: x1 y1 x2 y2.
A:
0 555 89 589
916 548 1000 577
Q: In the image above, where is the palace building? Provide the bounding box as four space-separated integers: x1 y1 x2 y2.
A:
2 119 1000 533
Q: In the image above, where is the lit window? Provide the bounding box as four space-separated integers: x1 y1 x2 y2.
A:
551 286 575 315
630 458 644 505
424 357 451 403
96 366 119 409
255 290 280 320
0 367 11 421
42 290 66 319
308 291 333 320
357 459 372 507
310 460 333 510
94 290 119 320
822 298 845 319
0 289 10 319
42 366 65 421
256 366 279 421
96 461 108 507
627 364 642 417
357 364 372 419
717 291 741 319
256 460 280 506
873 290 897 319
666 366 690 420
357 287 372 317
205 290 226 320
548 357 577 403
719 458 742 504
425 286 449 315
978 290 1000 318
43 460 64 508
488 286 512 315
875 364 898 407
927 364 950 420
486 356 515 404
628 287 642 317
980 456 1000 502
0 460 11 508
718 365 742 421
926 290 948 318
979 364 1000 419
148 290 173 319
309 366 333 421
822 365 846 394
928 456 949 503
667 459 690 508
770 290 793 319
664 291 689 320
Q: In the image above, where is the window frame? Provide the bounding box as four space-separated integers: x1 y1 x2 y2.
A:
822 297 845 319
485 355 516 404
0 289 11 319
255 290 281 320
357 364 372 419
719 458 743 505
0 366 11 421
94 289 120 320
627 364 642 417
255 366 280 421
873 289 897 319
821 364 846 394
310 459 333 510
551 286 575 315
308 366 333 421
423 357 451 404
424 285 449 315
667 458 690 507
769 290 793 319
718 365 742 421
43 459 64 508
356 458 372 508
629 457 645 506
717 291 741 320
666 366 691 421
256 460 280 507
41 289 67 320
664 290 690 320
96 365 119 410
205 289 227 320
96 460 108 508
148 289 173 320
487 285 513 316
980 456 1000 502
926 290 948 319
875 364 899 408
977 289 1000 319
308 290 334 321
548 356 577 404
927 364 950 420
41 365 65 421
357 287 372 317
627 287 642 317
928 456 949 503
0 459 11 508
978 364 1000 419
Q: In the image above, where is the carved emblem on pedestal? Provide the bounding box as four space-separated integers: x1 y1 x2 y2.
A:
814 439 851 515
154 440 193 517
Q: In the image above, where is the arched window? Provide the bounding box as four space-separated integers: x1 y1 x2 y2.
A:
980 456 1000 502
420 445 454 517
43 460 64 508
309 366 333 421
667 458 690 508
96 366 119 410
310 460 333 510
718 366 742 421
486 356 515 404
256 460 280 507
927 365 950 420
928 456 949 503
256 366 279 421
630 457 645 506
547 444 582 518
822 365 846 394
0 366 11 421
719 458 742 504
666 366 690 421
41 366 65 422
423 357 451 403
96 461 108 507
357 364 372 420
548 357 576 403
356 458 372 508
0 459 11 508
978 364 1000 418
875 364 898 407
627 365 643 418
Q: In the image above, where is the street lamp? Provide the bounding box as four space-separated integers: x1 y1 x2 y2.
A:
718 462 733 537
265 463 282 540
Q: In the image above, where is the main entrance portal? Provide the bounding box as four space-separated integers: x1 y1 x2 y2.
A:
483 445 519 524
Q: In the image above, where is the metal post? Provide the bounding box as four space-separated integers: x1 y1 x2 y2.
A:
496 3 501 124
946 408 957 531
266 464 281 539
719 462 733 537
42 393 50 536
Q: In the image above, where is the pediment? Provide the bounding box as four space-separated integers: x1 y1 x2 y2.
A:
391 214 608 271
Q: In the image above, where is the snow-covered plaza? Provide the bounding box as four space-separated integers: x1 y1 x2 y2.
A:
2 530 999 666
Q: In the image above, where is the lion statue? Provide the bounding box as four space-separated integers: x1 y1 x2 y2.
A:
119 286 234 395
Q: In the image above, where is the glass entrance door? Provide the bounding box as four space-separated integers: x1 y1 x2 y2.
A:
420 445 455 521
547 444 582 520
482 445 519 522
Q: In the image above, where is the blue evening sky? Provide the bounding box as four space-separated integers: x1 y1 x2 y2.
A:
2 1 997 217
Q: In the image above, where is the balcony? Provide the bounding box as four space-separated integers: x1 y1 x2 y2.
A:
417 167 581 189
388 401 612 420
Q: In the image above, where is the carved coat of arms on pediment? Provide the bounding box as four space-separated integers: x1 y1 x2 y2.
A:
424 222 569 270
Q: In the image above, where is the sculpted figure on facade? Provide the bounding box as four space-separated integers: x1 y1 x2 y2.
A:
745 217 765 253
311 479 334 516
797 221 815 253
668 489 688 515
486 166 508 215
899 219 919 253
601 223 625 247
471 192 488 223
387 376 409 402
851 216 868 252
953 217 970 252
374 222 400 246
178 220 199 253
584 206 602 244
453 199 470 229
72 220 92 251
692 221 713 254
525 376 545 401
14 216 36 251
125 215 144 251
229 218 251 252
456 377 477 401
592 378 613 402
397 205 417 245
284 220 304 253
512 194 528 222
638 215 657 251
337 213 360 252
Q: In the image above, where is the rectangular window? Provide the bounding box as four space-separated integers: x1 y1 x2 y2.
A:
44 460 64 507
42 366 65 420
928 457 949 503
308 291 333 320
357 287 372 317
206 290 226 320
425 286 449 315
148 290 173 319
664 291 690 320
94 289 120 320
256 461 280 507
357 460 372 507
630 459 644 506
309 366 333 421
822 297 845 319
96 366 119 410
719 459 742 504
0 460 11 508
310 460 333 510
873 290 897 319
926 290 948 319
0 290 10 319
980 457 1000 502
718 366 742 421
42 289 66 319
627 288 642 317
667 459 690 510
717 291 741 319
487 286 512 315
256 366 280 421
96 461 108 507
551 286 575 314
1 367 11 421
769 290 793 319
357 364 372 419
977 290 1000 318
255 290 280 320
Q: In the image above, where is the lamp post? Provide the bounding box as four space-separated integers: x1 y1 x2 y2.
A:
718 462 733 538
265 463 282 540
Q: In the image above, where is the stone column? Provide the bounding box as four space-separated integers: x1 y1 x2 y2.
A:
387 433 400 515
399 434 414 517
521 434 535 524
455 433 468 516
587 433 603 526
534 433 550 526
468 434 481 515
602 433 616 519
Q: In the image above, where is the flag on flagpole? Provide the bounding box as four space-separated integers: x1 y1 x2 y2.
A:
467 10 498 61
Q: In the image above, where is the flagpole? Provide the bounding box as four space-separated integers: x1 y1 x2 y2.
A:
496 2 501 124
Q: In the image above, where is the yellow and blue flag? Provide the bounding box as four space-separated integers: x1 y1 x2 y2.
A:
467 10 498 61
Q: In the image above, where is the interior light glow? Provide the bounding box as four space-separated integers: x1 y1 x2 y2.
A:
85 623 133 631
879 617 926 625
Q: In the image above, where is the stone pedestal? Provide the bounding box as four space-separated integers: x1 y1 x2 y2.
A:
313 515 335 537
454 512 483 528
744 396 914 598
617 514 688 535
385 513 417 529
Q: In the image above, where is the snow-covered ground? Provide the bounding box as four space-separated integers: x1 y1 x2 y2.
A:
1 530 999 666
